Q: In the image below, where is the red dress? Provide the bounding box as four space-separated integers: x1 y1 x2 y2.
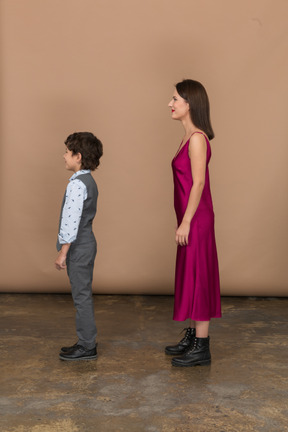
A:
171 132 221 321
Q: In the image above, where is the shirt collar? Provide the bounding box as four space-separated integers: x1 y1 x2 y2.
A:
69 169 91 181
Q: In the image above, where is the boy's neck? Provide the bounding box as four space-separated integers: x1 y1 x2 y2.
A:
72 167 83 174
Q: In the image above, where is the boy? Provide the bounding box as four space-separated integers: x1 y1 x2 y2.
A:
55 132 103 361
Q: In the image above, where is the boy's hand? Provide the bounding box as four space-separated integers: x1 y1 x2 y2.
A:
55 251 67 270
55 244 71 270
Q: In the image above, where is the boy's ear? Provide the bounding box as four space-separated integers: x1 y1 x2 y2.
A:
76 152 82 164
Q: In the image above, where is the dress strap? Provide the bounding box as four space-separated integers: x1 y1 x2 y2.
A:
173 132 208 160
189 131 207 140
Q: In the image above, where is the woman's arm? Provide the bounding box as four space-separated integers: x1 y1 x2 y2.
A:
175 133 207 246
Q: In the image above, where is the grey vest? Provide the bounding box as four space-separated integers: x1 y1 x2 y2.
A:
57 173 98 251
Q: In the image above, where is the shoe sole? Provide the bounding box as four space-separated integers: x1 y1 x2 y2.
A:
59 354 98 361
60 347 77 353
171 359 211 367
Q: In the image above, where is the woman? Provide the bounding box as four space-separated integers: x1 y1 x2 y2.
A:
165 79 221 367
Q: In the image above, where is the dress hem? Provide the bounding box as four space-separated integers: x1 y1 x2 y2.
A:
173 314 222 322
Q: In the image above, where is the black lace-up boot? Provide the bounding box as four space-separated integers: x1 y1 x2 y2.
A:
165 327 196 355
171 336 211 367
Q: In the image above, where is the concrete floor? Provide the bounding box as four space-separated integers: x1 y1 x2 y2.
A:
0 294 287 432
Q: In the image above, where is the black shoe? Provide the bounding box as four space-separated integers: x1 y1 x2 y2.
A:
59 344 98 361
165 328 196 355
171 336 211 367
60 343 78 353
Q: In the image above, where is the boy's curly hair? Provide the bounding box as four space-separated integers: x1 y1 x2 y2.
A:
65 132 103 170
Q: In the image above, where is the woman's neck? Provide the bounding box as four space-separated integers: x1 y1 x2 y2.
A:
182 118 199 138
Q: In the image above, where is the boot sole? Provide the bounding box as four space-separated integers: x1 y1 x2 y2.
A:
165 350 187 355
165 346 192 355
171 359 211 367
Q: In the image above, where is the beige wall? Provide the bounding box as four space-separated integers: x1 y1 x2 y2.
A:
0 0 287 295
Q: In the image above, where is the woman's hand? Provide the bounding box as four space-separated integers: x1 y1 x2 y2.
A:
175 220 190 246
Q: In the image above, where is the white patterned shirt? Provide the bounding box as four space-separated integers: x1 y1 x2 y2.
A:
58 170 90 245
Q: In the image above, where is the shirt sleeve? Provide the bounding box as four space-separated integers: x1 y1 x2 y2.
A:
58 179 87 245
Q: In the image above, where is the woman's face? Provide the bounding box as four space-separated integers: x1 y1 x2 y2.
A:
168 89 190 121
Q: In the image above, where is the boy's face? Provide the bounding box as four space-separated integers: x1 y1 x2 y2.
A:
63 148 82 172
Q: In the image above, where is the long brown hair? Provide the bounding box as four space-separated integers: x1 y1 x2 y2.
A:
176 79 215 140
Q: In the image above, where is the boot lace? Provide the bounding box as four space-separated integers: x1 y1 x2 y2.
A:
179 327 193 344
185 337 198 355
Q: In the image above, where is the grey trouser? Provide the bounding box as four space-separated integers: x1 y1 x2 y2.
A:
66 240 97 349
